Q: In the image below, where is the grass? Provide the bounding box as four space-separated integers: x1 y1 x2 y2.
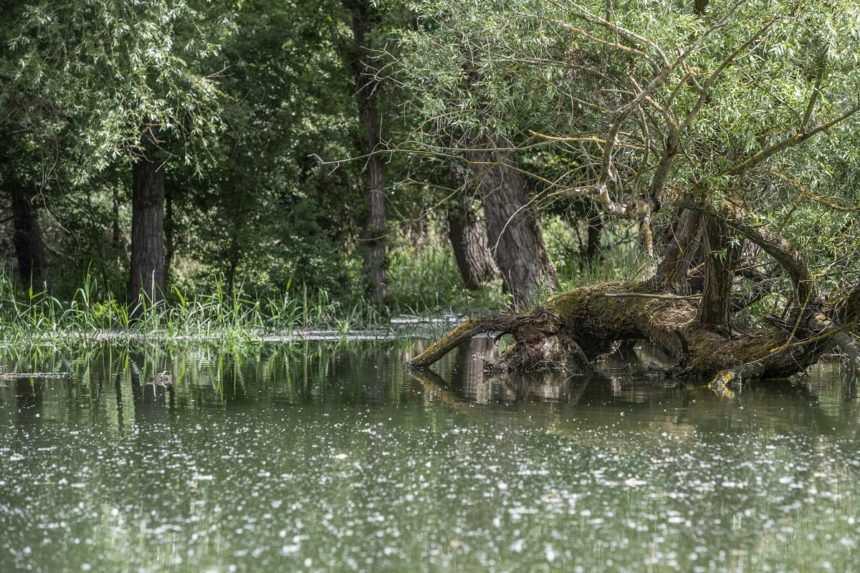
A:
543 216 652 292
0 273 385 344
0 251 480 344
386 240 507 315
0 221 647 343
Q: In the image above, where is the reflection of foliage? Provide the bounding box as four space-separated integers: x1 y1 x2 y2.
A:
0 339 416 413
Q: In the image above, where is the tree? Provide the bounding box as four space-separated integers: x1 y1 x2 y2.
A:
341 0 388 305
179 0 363 300
8 182 47 287
129 130 167 302
446 190 497 291
411 0 860 382
4 0 230 303
394 0 566 308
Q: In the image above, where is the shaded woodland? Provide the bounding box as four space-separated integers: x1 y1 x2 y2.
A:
1 0 858 380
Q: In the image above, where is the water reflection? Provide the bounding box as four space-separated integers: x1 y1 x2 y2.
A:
417 338 859 438
0 338 857 437
0 339 858 572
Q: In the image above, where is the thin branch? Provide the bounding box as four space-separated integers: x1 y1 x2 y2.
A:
724 104 860 176
801 52 827 130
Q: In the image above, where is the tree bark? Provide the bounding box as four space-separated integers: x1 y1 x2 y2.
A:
129 133 166 304
164 180 176 287
584 212 604 266
653 208 704 294
697 216 737 328
10 184 47 287
111 186 122 251
225 229 241 300
471 149 557 310
447 194 497 290
845 283 860 326
345 0 386 305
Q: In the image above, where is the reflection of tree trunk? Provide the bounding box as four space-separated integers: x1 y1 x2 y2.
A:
447 195 497 290
455 338 493 403
471 149 557 309
129 132 166 304
345 0 386 305
15 379 42 425
10 185 47 287
114 371 126 430
130 357 143 404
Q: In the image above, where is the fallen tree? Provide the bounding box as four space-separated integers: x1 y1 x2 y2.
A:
411 203 860 386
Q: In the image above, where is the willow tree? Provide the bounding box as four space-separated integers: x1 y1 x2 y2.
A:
4 1 229 304
396 1 573 308
410 0 860 383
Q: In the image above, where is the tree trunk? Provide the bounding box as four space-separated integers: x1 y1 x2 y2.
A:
653 209 704 294
129 134 166 304
584 213 604 266
697 216 737 328
411 280 827 381
447 194 497 290
845 283 860 326
345 0 386 305
225 229 241 300
10 185 47 288
471 149 557 310
164 180 176 287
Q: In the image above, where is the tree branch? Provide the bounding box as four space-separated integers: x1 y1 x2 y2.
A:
724 104 860 176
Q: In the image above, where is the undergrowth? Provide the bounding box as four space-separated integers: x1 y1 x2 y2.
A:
0 274 384 342
0 222 645 341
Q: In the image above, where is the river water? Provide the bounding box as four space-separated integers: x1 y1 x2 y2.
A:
1 339 858 572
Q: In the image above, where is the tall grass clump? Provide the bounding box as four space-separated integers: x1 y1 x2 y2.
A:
0 271 384 342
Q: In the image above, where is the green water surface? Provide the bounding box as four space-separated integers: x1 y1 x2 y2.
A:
0 339 858 572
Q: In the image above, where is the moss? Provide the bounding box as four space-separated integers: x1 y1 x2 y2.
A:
545 281 624 317
415 278 827 380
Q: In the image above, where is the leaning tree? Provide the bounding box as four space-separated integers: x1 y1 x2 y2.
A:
408 0 860 384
